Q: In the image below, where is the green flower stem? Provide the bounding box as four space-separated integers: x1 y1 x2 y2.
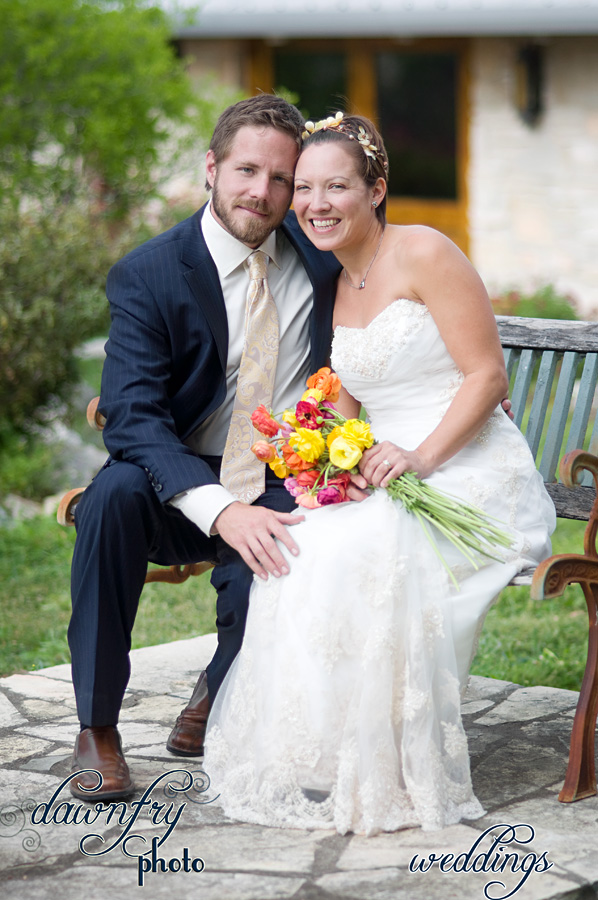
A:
413 512 461 589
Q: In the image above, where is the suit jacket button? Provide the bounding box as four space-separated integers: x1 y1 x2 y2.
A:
154 483 163 492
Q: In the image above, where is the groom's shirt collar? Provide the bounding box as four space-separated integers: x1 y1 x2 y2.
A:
201 200 280 278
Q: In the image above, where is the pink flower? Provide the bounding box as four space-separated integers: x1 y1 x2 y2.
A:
251 441 276 463
284 476 301 497
320 401 337 420
317 485 344 505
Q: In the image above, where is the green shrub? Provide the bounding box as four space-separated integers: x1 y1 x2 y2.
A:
0 428 61 500
491 285 578 320
0 202 118 439
0 200 202 444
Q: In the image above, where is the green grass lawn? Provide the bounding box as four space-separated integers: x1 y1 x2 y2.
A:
471 517 588 690
0 511 591 692
0 516 217 677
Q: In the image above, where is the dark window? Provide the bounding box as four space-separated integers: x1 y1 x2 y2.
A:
376 52 457 200
274 51 347 121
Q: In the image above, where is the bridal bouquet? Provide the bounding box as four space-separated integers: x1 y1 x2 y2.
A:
251 367 513 585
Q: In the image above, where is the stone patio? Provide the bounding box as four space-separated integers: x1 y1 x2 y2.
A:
1 633 597 899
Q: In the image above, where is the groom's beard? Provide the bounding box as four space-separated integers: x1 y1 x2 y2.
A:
211 180 290 247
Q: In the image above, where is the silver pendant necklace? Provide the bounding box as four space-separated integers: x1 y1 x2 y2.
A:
343 226 386 290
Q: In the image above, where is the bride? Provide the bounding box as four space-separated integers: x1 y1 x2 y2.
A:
203 113 556 835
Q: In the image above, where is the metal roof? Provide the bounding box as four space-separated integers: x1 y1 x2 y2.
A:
167 0 598 39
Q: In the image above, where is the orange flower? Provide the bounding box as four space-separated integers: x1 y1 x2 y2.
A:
306 367 342 403
282 442 313 472
251 404 279 438
251 441 277 463
296 492 321 509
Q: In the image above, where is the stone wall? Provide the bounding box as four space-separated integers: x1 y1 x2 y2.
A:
470 36 598 316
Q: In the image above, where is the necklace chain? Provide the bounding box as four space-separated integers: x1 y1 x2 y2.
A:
343 226 386 290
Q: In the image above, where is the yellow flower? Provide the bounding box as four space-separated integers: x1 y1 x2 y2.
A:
326 425 343 449
290 427 325 463
329 436 363 470
301 388 324 403
341 419 374 451
282 408 298 428
269 457 290 478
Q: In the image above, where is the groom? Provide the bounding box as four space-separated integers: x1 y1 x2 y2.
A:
68 94 341 800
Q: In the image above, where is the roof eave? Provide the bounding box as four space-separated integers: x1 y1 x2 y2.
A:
174 12 598 40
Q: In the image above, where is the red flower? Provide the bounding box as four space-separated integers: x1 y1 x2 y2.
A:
295 400 321 430
251 405 279 437
296 469 321 488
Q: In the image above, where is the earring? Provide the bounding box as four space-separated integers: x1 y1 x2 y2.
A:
372 201 377 208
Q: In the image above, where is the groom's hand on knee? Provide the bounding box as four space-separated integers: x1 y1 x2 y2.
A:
213 502 304 581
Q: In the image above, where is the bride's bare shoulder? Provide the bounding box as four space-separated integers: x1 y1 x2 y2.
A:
390 224 457 257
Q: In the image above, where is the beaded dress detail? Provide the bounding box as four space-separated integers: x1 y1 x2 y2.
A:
204 299 556 835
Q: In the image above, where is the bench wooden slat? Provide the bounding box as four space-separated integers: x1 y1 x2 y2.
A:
503 346 517 379
539 351 580 482
525 350 559 459
568 353 598 487
510 348 539 429
545 482 596 519
567 353 598 455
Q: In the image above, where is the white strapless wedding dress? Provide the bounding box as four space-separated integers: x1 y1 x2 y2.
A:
203 299 556 835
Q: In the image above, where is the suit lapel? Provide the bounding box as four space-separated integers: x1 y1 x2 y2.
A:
181 208 228 374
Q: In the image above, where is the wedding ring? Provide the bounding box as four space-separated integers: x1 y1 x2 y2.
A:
383 459 392 468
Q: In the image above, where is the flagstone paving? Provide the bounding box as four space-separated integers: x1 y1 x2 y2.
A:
1 633 597 899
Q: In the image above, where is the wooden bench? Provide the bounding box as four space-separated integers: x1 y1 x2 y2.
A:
58 314 598 803
496 314 598 803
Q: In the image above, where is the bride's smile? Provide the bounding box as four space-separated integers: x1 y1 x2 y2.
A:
293 142 384 258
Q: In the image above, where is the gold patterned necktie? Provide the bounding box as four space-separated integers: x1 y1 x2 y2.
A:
220 250 279 503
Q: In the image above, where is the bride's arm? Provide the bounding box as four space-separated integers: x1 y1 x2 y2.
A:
333 385 362 420
360 228 508 489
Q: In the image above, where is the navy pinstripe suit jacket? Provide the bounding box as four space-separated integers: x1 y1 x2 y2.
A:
98 206 341 504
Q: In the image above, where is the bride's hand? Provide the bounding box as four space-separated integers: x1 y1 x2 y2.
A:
359 441 432 488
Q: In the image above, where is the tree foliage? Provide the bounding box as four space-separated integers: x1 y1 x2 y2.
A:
0 1 242 442
0 0 208 212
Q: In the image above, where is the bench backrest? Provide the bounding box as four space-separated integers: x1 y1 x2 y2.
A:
496 315 598 519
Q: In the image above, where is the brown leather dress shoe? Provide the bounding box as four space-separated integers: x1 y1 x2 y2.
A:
70 726 134 801
166 670 210 756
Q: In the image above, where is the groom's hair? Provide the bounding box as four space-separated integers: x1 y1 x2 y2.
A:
206 94 305 189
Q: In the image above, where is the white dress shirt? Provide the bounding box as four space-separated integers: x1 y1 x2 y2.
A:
170 203 314 535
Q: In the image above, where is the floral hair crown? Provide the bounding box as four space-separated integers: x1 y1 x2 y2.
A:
302 111 388 168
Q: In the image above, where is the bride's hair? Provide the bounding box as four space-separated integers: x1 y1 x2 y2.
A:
300 113 389 224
